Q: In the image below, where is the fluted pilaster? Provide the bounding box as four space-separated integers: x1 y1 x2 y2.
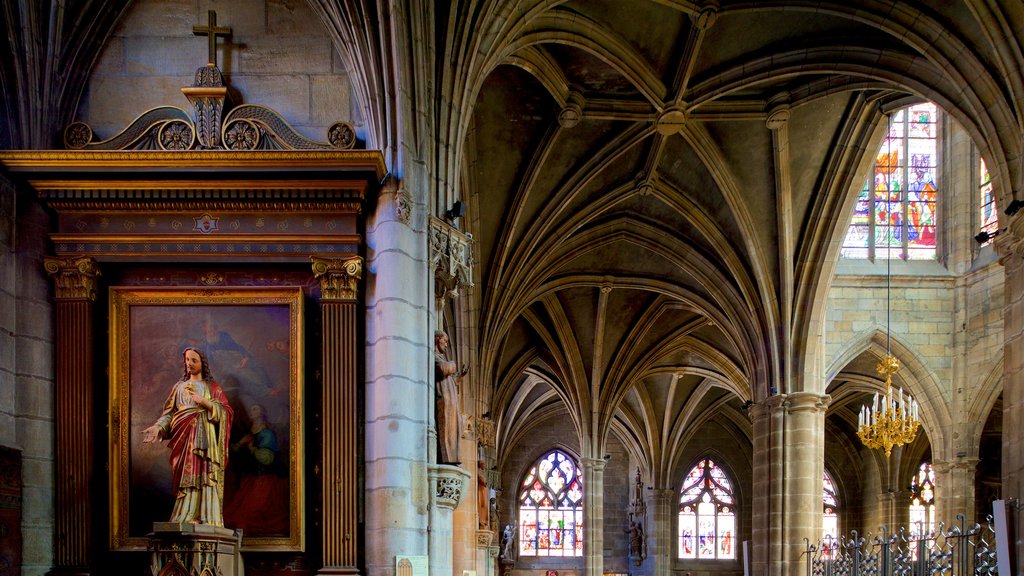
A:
313 255 362 575
43 256 100 576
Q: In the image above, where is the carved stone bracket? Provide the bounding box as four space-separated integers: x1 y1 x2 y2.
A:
311 255 363 302
477 530 494 548
430 464 470 511
430 216 474 308
43 256 101 301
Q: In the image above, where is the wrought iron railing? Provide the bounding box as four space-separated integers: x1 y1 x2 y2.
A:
806 515 999 576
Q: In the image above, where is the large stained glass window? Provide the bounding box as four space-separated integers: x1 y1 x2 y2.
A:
678 459 735 560
518 449 584 557
823 470 839 558
909 462 936 536
979 157 997 245
842 103 939 260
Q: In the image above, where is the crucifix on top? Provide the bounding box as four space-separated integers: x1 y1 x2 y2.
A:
181 10 232 147
193 10 232 68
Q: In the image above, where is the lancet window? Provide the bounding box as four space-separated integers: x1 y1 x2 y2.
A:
678 459 736 560
909 462 936 536
823 470 839 557
842 102 939 260
979 157 997 245
517 449 584 557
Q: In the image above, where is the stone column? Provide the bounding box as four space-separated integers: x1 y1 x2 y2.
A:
581 457 606 576
365 177 431 576
749 397 785 576
649 488 674 576
43 255 100 576
933 458 979 526
782 393 830 576
430 464 470 576
312 256 363 575
996 216 1024 569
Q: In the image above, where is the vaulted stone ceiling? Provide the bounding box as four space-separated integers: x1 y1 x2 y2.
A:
415 0 1023 465
2 0 1021 468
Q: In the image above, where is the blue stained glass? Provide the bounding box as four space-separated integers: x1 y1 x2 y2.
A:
519 449 583 557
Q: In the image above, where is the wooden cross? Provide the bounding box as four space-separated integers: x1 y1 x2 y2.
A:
193 10 231 67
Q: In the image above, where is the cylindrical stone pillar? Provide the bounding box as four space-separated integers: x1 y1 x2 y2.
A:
749 396 786 576
365 178 431 576
581 457 606 576
649 488 674 576
43 255 100 576
430 464 470 576
782 393 830 576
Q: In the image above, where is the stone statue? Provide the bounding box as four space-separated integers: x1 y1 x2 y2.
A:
434 330 465 465
142 347 234 526
501 524 514 559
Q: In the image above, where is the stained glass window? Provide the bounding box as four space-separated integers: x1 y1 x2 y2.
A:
909 462 936 536
822 470 839 558
518 449 584 557
842 103 939 260
678 459 735 560
980 157 997 245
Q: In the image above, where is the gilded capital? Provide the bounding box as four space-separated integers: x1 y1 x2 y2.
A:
311 255 363 302
43 256 101 301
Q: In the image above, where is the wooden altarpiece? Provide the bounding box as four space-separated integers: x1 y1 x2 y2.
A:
0 146 383 576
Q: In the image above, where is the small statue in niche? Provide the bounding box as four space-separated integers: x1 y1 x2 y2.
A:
434 330 466 465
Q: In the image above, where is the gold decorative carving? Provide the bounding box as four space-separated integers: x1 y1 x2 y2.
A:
44 256 101 301
311 255 363 301
430 216 474 306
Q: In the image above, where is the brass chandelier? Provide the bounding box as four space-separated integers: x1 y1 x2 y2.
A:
855 112 921 457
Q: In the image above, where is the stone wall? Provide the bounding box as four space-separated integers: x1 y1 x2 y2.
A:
1 188 55 576
78 0 358 143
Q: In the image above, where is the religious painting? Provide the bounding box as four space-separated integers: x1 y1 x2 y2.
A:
109 286 304 552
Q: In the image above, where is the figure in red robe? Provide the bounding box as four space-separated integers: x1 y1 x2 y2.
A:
143 347 233 527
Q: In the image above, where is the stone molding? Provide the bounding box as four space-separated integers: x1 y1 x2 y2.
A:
44 256 101 301
311 255 363 301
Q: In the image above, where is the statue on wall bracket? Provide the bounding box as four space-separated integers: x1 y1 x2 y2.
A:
62 10 357 152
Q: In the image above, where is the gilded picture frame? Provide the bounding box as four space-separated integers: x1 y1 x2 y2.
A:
109 286 304 552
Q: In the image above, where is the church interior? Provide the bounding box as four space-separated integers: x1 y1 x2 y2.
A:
0 1 1022 576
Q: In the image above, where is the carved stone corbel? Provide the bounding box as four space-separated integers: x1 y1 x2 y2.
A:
430 216 474 310
311 255 363 302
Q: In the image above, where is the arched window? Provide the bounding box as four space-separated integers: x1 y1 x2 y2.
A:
909 462 936 536
979 157 997 245
678 459 735 560
823 470 839 557
842 102 939 260
517 449 583 557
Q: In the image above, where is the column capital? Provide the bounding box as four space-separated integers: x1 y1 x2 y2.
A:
311 255 362 302
785 391 831 413
580 457 608 473
932 457 981 473
44 255 100 301
429 463 470 511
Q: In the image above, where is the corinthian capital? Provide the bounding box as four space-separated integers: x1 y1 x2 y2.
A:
311 255 363 302
43 256 101 301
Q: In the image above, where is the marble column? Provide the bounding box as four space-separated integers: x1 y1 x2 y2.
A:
581 457 606 576
312 256 363 575
364 176 431 576
430 464 470 576
43 255 100 576
649 488 674 576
